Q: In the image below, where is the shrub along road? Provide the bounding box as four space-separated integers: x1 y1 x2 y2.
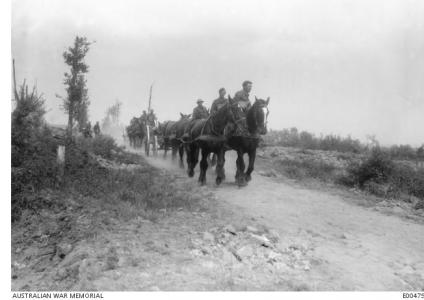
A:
11 149 424 290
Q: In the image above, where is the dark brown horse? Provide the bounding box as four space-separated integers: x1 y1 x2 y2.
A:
171 113 191 167
185 98 238 185
157 120 176 158
226 96 270 187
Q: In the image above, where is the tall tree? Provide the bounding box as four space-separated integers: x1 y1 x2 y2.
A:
60 36 92 138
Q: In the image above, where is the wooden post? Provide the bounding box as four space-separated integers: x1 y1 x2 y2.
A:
12 59 18 101
148 82 154 114
57 144 66 181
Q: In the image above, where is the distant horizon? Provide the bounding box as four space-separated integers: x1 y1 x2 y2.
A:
12 0 424 146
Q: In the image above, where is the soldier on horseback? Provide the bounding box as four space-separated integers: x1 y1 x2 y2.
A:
233 80 252 112
210 88 228 115
192 99 209 120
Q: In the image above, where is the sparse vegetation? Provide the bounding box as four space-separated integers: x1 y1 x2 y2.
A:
263 128 364 153
263 128 424 162
263 146 424 205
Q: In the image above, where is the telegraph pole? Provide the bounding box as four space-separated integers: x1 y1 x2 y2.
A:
148 82 154 113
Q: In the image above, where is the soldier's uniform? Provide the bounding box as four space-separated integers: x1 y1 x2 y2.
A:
93 122 101 136
147 111 157 127
233 89 251 112
210 97 228 115
192 102 209 120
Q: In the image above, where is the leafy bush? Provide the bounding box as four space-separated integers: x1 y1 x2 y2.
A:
339 148 424 200
75 134 120 160
277 158 337 182
11 83 58 220
346 148 395 187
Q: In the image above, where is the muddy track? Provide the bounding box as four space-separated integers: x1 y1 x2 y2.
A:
144 150 424 291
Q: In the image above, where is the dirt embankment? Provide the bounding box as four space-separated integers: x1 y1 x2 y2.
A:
11 149 424 291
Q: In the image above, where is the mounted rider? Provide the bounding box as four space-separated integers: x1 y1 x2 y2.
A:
228 80 253 137
147 109 157 127
233 80 252 113
192 99 209 120
210 88 228 115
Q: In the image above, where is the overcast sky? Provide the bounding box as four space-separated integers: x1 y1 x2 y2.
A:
12 0 424 145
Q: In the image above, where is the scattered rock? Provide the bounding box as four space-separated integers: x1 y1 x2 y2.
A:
55 268 69 281
190 249 203 257
292 250 303 260
288 242 307 251
56 242 73 259
246 225 260 234
203 232 215 243
274 262 291 272
267 229 280 242
236 245 255 258
12 261 26 270
340 233 349 239
303 260 311 271
221 248 238 264
201 260 217 269
267 250 281 261
250 234 272 248
224 224 237 235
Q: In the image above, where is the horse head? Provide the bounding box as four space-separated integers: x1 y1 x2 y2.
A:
179 112 192 120
247 96 270 135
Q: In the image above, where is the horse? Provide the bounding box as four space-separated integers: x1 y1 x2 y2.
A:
185 97 238 185
158 120 176 158
126 116 145 148
226 96 270 187
169 113 191 167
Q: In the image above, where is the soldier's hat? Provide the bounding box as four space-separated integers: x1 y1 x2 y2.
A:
197 99 204 104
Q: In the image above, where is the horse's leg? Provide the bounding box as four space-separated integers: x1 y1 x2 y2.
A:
187 143 199 177
215 148 226 185
199 148 209 185
171 141 178 161
245 147 256 182
185 143 193 176
236 150 247 187
163 139 168 158
178 143 185 168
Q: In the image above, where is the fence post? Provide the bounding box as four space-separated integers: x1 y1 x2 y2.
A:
57 145 66 180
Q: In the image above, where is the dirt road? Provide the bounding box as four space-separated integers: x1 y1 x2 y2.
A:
12 149 424 291
145 150 424 291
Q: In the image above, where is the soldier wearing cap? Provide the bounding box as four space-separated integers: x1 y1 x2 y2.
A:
233 80 252 111
210 88 228 115
192 99 209 120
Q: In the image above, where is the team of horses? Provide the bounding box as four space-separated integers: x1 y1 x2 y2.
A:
145 96 269 187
